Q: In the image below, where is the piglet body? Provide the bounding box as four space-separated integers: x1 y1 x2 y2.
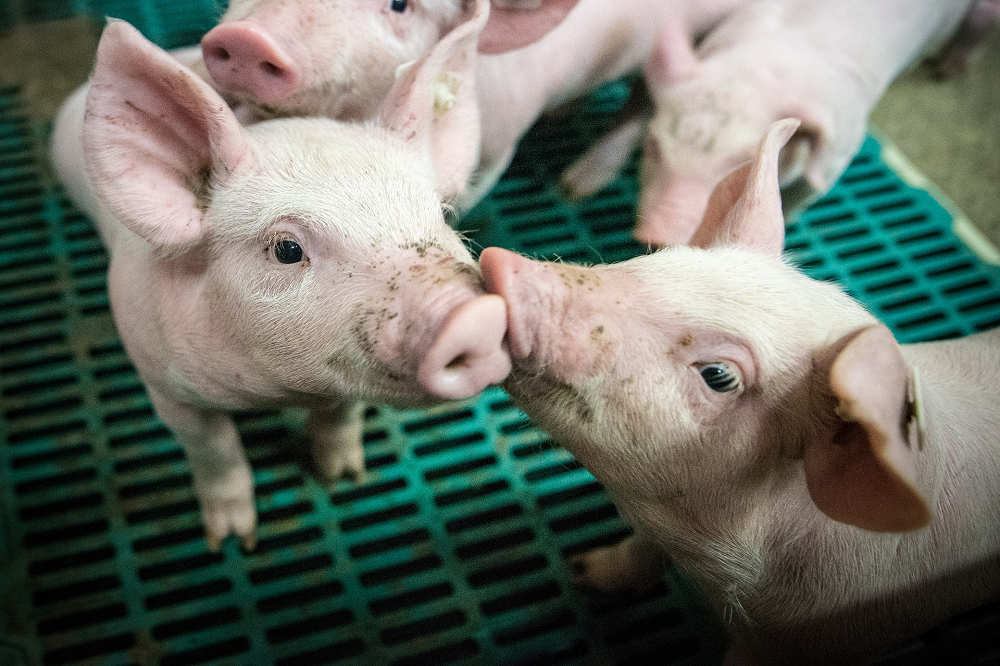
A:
480 119 1000 665
50 10 510 550
596 0 974 244
197 0 754 209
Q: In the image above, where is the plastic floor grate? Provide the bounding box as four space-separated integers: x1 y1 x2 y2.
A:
3 8 1000 666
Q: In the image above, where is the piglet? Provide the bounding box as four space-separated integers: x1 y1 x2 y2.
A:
198 0 582 122
480 119 1000 665
564 0 975 245
49 6 510 551
198 0 758 210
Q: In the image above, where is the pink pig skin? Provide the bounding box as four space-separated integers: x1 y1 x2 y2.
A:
197 0 754 210
50 9 510 551
199 0 581 122
627 0 975 245
466 0 754 208
480 120 1000 665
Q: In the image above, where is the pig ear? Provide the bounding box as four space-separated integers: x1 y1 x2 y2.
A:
644 21 699 87
804 325 931 533
377 0 487 199
478 0 582 54
779 102 840 192
689 118 800 256
84 20 253 248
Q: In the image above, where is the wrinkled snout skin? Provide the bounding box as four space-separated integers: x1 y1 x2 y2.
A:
482 244 1000 665
202 0 461 120
636 0 975 246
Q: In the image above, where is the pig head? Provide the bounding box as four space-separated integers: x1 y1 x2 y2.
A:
50 12 510 550
200 0 581 121
481 119 1000 664
634 0 973 245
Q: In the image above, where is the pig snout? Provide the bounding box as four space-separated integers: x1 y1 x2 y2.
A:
479 247 546 361
201 22 300 103
418 294 511 399
479 245 611 376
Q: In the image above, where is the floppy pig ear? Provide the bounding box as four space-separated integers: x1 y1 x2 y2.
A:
377 0 487 199
478 0 581 54
84 20 252 248
804 325 931 533
690 118 799 256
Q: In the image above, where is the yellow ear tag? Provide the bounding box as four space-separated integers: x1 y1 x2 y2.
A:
906 366 926 451
394 60 416 79
433 71 462 116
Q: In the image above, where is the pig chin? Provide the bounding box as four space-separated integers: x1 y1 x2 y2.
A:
243 84 378 123
504 370 598 429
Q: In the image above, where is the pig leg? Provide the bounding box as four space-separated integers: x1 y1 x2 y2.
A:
560 116 649 200
147 387 257 552
559 79 653 200
570 532 667 591
306 399 367 484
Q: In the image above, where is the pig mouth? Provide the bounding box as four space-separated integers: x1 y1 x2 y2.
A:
241 81 375 123
504 368 596 427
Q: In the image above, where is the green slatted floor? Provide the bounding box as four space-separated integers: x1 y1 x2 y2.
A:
3 4 1000 665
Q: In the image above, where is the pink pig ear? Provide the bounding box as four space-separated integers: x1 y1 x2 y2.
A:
84 20 253 248
377 0 488 200
804 325 932 533
478 0 581 54
690 118 799 257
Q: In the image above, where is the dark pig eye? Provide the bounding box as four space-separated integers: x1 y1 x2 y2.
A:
273 239 304 264
700 363 741 393
391 0 407 12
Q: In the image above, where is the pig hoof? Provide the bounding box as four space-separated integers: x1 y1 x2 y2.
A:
312 446 367 486
559 153 617 201
567 541 666 591
558 168 598 201
568 555 590 584
201 495 258 552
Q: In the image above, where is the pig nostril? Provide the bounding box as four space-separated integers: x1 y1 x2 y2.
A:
209 46 230 62
445 354 470 371
260 61 284 77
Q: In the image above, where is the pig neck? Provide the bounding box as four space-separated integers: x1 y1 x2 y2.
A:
475 0 672 169
896 328 1000 550
653 330 1000 656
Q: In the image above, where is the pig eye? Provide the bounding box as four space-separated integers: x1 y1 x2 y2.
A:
272 239 304 264
699 363 741 393
390 0 407 12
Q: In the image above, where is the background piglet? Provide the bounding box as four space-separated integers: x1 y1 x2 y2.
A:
197 0 756 210
198 0 581 122
564 0 976 245
479 119 1000 665
49 7 510 551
